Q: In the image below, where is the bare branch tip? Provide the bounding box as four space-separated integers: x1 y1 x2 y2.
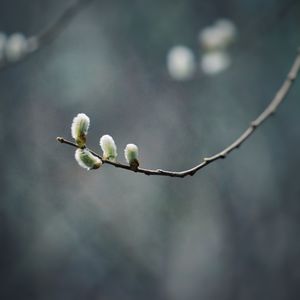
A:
56 137 64 143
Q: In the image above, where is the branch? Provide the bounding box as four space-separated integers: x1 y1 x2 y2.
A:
0 0 95 71
57 48 300 178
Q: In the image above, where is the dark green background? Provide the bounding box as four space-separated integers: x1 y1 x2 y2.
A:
0 0 299 299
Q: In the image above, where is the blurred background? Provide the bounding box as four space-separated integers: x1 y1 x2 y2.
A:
0 0 300 299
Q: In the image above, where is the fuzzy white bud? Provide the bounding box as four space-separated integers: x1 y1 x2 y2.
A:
200 51 231 75
215 19 237 44
5 33 28 62
199 19 237 51
75 149 102 170
99 135 117 161
71 113 90 147
124 144 139 170
167 45 196 81
199 26 226 50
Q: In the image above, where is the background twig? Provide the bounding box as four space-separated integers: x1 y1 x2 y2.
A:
0 0 95 71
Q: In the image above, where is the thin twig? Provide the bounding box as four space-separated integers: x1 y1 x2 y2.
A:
0 0 95 71
57 48 300 178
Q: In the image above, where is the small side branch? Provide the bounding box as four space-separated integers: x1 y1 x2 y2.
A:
57 48 300 178
0 0 95 71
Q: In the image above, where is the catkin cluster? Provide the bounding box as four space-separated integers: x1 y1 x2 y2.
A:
0 32 38 63
166 18 237 79
71 113 139 171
